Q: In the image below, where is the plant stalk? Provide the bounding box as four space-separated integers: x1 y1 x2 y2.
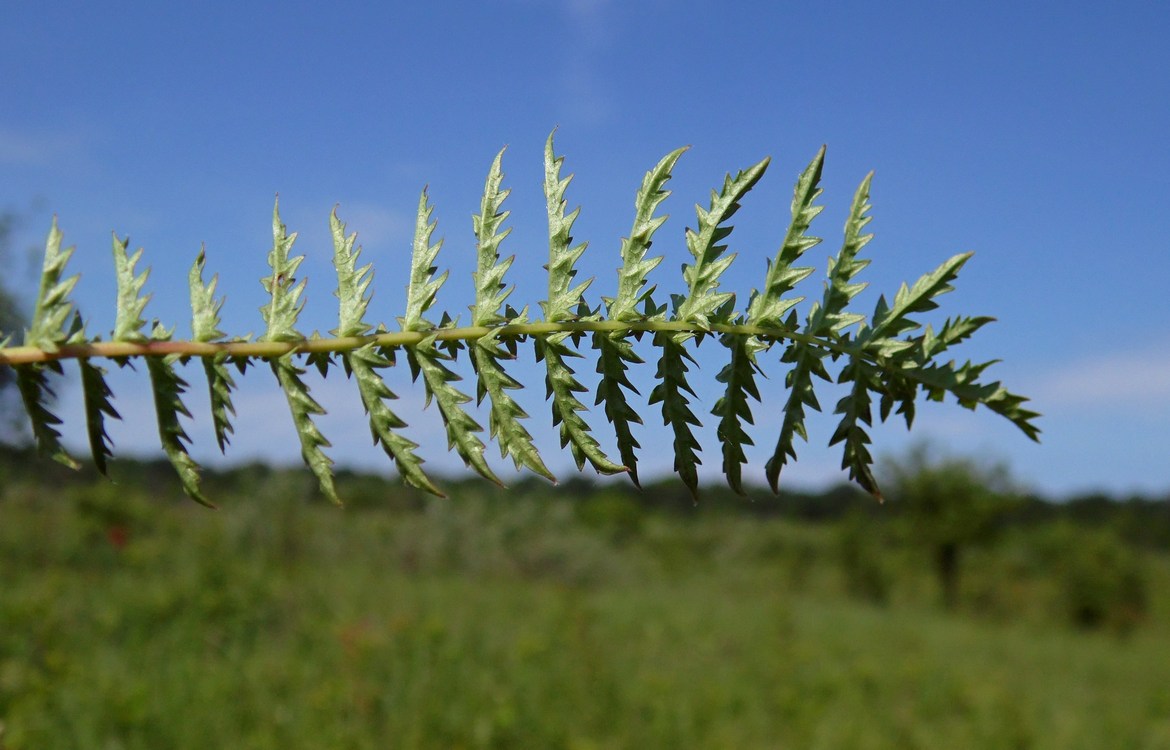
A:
0 319 861 366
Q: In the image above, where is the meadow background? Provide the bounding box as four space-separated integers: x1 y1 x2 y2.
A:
2 446 1169 748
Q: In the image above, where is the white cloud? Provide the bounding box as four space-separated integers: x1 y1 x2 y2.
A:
1032 346 1170 411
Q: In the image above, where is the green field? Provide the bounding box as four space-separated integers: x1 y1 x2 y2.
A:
2 463 1170 749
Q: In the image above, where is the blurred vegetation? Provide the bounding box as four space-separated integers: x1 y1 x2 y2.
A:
0 210 30 427
884 447 1017 610
1 443 1169 748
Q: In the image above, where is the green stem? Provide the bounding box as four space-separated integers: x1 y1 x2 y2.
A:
0 319 858 366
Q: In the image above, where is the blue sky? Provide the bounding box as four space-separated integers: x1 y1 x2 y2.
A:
2 1 1168 498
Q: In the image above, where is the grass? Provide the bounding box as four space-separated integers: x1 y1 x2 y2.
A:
1 476 1169 748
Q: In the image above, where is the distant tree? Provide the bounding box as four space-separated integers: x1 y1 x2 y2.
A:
886 445 1016 610
1 210 31 431
1050 524 1148 633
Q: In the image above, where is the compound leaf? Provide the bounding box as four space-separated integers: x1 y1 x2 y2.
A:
2 141 1040 503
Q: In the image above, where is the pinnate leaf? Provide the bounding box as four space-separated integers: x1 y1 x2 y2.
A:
1 140 1040 502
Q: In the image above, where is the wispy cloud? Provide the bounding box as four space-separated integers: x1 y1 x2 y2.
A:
0 128 82 166
558 0 616 126
1031 345 1170 412
565 0 613 43
332 203 413 256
